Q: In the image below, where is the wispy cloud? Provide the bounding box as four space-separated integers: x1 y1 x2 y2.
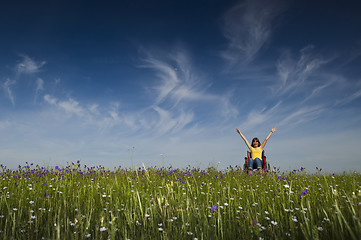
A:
43 94 57 105
2 78 16 105
152 106 194 135
140 47 238 122
240 101 281 130
275 45 331 97
278 105 325 127
15 55 46 75
141 49 212 106
221 0 286 67
44 94 85 117
335 86 361 106
274 45 361 108
34 78 44 103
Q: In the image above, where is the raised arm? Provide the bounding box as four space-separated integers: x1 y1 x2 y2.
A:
236 128 252 150
260 127 277 149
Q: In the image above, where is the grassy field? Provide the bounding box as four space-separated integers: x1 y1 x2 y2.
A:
0 162 360 239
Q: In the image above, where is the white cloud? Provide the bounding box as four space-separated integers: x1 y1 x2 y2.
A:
35 78 44 92
44 94 85 117
140 47 238 123
88 104 99 114
240 101 281 130
278 105 325 127
58 98 84 117
34 78 44 103
142 49 209 106
221 0 286 66
275 45 331 97
2 78 16 105
152 106 194 135
16 55 46 75
44 94 58 105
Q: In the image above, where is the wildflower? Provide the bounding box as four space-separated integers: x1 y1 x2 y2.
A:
317 227 323 231
271 221 278 226
211 205 217 212
253 219 257 227
100 227 107 232
158 228 163 232
85 234 91 238
44 192 49 198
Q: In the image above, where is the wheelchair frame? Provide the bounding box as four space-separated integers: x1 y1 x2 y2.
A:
244 150 270 171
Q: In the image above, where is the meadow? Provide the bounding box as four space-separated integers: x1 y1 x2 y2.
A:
0 162 360 240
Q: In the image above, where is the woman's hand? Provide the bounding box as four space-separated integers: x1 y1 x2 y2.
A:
260 127 277 149
236 128 251 149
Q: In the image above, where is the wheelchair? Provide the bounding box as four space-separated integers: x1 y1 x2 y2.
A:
244 150 270 172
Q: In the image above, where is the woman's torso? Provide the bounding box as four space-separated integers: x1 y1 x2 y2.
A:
250 147 262 159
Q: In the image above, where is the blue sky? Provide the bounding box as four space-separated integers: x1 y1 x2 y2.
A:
1 0 361 172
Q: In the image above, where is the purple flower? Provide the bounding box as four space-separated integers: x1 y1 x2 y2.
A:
44 192 49 198
211 205 217 212
253 219 257 227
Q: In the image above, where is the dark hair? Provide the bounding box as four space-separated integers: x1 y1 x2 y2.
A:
251 137 260 147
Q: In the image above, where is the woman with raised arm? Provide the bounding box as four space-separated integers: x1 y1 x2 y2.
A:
236 128 277 173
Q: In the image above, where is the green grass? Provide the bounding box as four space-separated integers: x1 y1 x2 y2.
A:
0 163 360 239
